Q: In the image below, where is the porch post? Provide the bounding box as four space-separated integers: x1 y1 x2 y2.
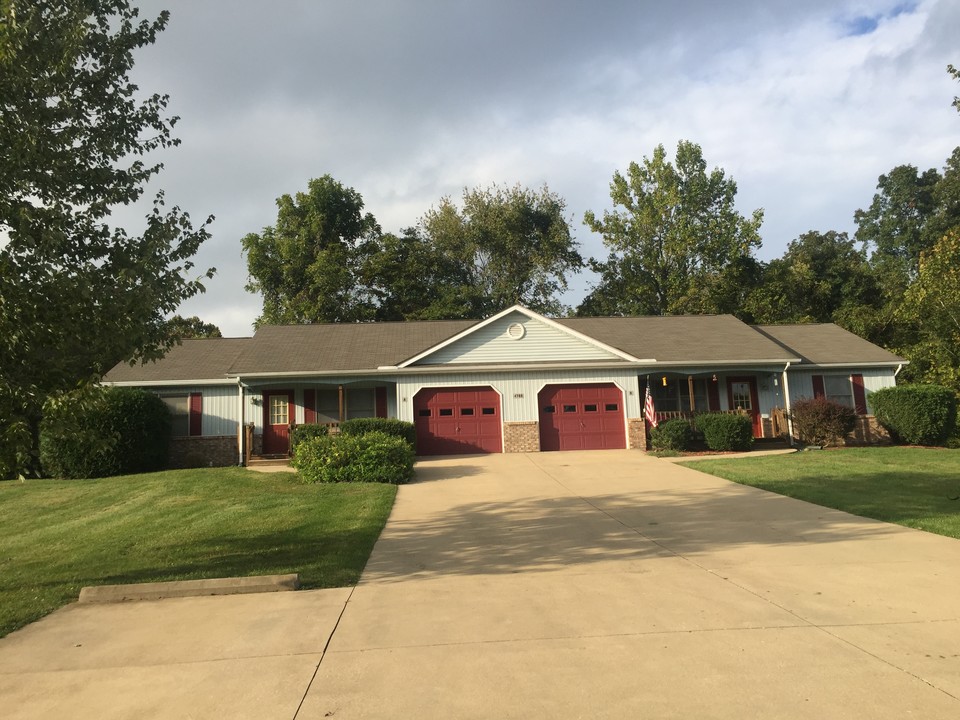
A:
687 376 695 413
237 380 245 465
781 362 795 446
338 384 345 423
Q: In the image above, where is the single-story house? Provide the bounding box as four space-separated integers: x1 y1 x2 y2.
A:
103 305 906 466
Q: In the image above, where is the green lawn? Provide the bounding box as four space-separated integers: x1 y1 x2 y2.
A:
682 447 960 539
0 468 396 638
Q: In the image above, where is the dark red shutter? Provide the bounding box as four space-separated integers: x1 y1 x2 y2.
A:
304 389 316 424
375 387 388 418
707 381 720 411
811 375 825 399
851 374 867 414
189 393 202 437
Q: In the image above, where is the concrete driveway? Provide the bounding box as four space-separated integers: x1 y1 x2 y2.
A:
2 451 960 718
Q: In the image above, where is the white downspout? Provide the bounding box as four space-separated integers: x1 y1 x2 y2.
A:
782 362 795 446
237 379 245 466
894 363 903 379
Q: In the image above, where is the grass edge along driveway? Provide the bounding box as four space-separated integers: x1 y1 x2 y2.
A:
0 467 396 638
682 447 960 540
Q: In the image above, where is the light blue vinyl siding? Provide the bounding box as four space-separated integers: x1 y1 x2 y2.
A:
416 311 622 365
153 385 239 437
787 368 897 414
396 368 642 423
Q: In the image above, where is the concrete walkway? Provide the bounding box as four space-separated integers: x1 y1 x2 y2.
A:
2 451 960 718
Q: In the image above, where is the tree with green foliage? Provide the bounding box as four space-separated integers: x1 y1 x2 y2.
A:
579 141 763 317
0 1 213 479
746 231 882 329
359 227 477 320
418 183 583 317
166 315 223 340
898 229 960 392
242 175 380 326
854 163 941 281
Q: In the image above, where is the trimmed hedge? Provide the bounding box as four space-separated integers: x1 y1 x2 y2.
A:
650 418 695 451
870 385 958 446
40 387 171 479
290 423 329 455
695 413 753 451
292 431 415 484
789 397 857 447
339 417 416 449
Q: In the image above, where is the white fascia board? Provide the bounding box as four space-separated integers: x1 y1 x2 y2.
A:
396 304 641 367
649 359 801 367
793 361 908 369
229 369 392 379
102 378 236 387
388 360 652 375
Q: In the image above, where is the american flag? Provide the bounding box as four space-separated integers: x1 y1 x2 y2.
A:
644 383 658 427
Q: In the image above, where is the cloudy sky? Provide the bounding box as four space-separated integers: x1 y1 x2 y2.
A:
123 0 959 336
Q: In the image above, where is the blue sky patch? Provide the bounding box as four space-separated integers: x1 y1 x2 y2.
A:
842 2 917 36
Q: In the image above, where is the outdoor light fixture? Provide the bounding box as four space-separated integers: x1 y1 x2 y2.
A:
661 376 668 386
712 374 718 382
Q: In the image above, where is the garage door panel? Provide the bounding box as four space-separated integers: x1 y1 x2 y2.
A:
414 386 502 456
538 384 625 452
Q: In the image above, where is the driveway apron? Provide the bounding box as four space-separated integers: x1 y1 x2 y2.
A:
2 451 960 719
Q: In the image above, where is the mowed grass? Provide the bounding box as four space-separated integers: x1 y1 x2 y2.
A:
0 468 396 637
683 447 960 539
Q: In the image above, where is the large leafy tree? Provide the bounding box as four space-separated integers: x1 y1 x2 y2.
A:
359 228 477 321
166 315 223 340
418 183 583 317
579 141 763 317
242 175 380 326
0 1 213 478
898 229 960 391
746 231 882 328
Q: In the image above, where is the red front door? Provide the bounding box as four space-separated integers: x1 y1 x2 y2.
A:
538 383 626 451
726 377 762 437
413 387 502 456
263 390 294 455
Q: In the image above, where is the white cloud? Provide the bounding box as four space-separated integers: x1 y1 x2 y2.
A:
99 0 960 335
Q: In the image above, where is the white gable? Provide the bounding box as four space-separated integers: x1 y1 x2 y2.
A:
412 310 624 365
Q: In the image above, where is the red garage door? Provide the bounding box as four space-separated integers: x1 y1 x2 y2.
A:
413 386 502 456
538 383 626 451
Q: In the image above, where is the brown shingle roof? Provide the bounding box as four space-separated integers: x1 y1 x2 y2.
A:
228 319 476 374
557 315 797 363
103 313 903 384
103 338 249 383
752 324 906 365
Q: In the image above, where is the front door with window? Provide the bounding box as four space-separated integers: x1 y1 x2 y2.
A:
726 377 762 437
263 390 294 455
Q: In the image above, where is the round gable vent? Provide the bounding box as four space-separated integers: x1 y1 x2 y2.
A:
506 322 526 340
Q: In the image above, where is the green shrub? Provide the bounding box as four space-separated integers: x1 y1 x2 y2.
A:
40 387 171 479
870 385 958 446
789 398 857 447
339 417 416 449
289 423 329 456
292 431 415 484
696 413 753 451
650 418 695 451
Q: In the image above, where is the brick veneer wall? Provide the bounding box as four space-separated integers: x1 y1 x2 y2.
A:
168 436 238 469
627 418 647 450
845 416 892 446
503 421 540 453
